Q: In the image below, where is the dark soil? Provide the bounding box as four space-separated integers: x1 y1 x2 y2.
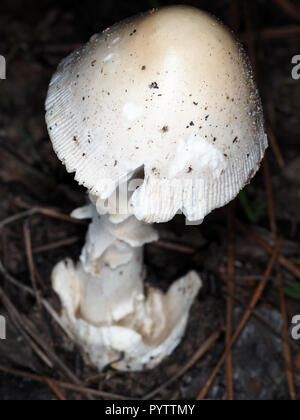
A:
0 0 299 400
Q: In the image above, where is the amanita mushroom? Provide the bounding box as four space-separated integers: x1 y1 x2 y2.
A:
46 5 268 371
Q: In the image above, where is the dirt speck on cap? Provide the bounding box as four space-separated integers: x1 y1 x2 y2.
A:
149 82 159 89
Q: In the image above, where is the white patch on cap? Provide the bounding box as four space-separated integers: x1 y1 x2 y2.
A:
103 53 114 63
112 37 120 45
168 135 227 178
123 102 142 121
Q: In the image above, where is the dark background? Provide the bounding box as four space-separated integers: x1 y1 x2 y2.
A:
0 0 299 400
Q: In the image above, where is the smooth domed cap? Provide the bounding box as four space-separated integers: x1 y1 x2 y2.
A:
46 5 268 223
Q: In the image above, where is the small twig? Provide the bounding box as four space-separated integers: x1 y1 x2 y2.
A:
260 24 300 39
241 25 300 41
41 299 76 342
197 240 281 400
0 287 53 368
272 0 300 21
222 287 299 352
226 207 235 400
151 240 196 255
0 258 94 399
33 265 47 291
14 198 87 225
85 371 116 385
0 147 54 196
1 227 8 269
0 258 34 295
0 257 76 341
0 364 133 400
263 146 296 401
23 220 43 307
143 330 221 400
0 209 37 230
0 286 94 399
263 157 277 238
224 275 276 283
43 377 68 401
37 207 87 225
278 267 297 400
266 125 285 169
33 237 79 254
235 220 300 280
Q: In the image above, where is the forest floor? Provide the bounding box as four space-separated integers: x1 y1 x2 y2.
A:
0 0 299 400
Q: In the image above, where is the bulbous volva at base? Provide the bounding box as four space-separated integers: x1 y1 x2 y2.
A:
52 207 201 371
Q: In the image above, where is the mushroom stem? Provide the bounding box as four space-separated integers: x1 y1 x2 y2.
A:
52 199 202 371
70 201 158 325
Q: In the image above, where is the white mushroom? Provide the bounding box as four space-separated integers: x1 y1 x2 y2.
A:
46 5 267 371
53 259 201 371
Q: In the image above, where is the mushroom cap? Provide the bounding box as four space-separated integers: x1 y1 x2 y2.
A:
46 5 268 223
